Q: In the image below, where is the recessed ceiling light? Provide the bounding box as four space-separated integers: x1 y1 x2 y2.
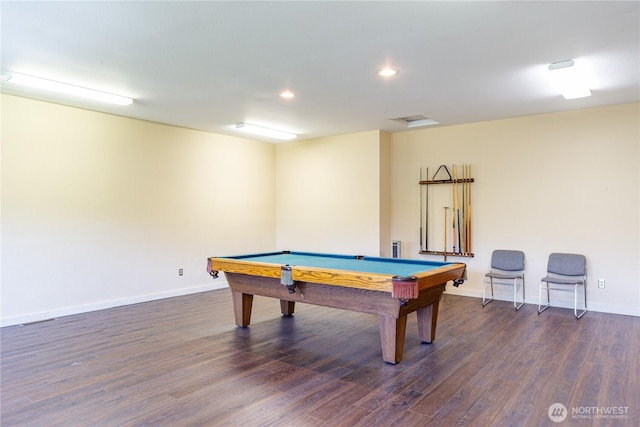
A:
280 90 295 99
378 68 398 77
6 71 134 106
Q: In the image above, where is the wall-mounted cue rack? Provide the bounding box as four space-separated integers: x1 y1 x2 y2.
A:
419 164 474 261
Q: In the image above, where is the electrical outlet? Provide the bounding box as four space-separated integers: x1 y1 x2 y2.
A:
598 278 605 289
179 268 183 276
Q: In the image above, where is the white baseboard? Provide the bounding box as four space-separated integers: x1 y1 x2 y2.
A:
1 281 229 327
445 286 640 317
3 280 637 327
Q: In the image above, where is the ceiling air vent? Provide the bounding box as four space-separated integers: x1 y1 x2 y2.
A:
391 115 439 128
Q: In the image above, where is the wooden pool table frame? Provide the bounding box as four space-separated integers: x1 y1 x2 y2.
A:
208 254 466 364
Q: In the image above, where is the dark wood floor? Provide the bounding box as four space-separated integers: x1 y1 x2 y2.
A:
1 289 638 427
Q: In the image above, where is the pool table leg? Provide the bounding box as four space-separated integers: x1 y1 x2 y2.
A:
416 301 439 343
280 300 295 316
231 290 253 327
378 315 408 364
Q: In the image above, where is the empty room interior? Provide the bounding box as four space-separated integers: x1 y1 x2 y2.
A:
1 2 639 426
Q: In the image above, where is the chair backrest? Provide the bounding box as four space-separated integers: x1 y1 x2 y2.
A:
491 250 525 271
547 253 586 276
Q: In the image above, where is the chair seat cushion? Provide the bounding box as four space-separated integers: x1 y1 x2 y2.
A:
541 276 584 285
486 272 523 280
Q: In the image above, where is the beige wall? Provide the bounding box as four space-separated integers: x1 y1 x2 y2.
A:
1 94 276 325
275 130 389 256
2 94 638 325
391 103 639 315
378 130 392 257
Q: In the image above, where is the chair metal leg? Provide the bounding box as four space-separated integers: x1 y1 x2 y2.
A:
574 284 587 319
513 278 524 311
538 281 550 314
482 278 494 307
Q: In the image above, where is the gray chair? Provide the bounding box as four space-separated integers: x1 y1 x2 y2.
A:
482 250 525 310
538 253 587 319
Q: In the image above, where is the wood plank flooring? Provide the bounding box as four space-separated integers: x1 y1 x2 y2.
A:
1 289 638 426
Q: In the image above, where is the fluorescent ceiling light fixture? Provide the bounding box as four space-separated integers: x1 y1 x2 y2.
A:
548 60 591 99
378 68 398 77
7 72 134 106
235 122 297 140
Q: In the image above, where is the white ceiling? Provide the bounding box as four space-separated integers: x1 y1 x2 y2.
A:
2 1 639 142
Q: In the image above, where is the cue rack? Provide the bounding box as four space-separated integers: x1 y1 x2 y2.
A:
419 164 474 261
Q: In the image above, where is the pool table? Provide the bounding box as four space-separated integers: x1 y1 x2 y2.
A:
207 251 466 364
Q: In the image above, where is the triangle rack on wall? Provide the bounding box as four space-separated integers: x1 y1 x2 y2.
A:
418 178 475 185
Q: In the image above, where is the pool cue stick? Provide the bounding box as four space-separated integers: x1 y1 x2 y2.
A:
458 165 462 253
443 207 448 260
459 166 464 254
454 164 461 253
462 164 466 254
460 168 464 251
466 164 472 253
457 209 461 254
452 208 456 253
464 164 468 254
425 167 429 251
419 167 423 251
455 165 462 253
451 164 457 253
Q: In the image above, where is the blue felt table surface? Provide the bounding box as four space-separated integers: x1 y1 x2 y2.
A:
225 251 453 277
